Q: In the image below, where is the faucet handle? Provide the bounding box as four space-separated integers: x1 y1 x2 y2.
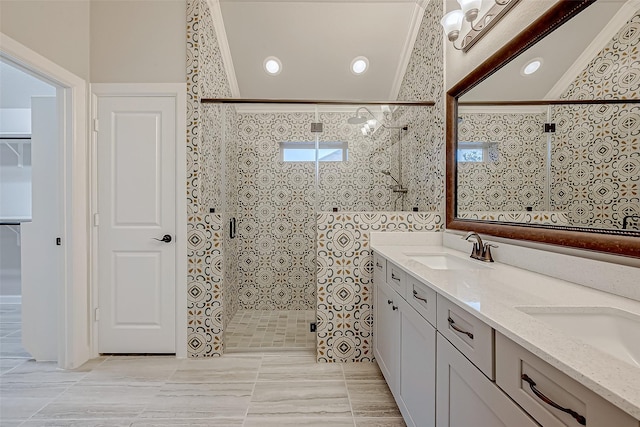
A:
482 243 498 262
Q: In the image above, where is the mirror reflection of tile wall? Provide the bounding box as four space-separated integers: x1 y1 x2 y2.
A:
457 8 640 231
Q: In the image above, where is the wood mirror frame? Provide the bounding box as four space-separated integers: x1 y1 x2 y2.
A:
445 0 640 258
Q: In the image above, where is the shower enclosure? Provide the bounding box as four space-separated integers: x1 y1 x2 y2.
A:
200 102 433 352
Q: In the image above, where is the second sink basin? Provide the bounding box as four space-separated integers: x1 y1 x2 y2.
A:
518 306 640 368
404 253 491 270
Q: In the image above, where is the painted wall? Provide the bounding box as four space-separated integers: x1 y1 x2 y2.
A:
0 0 91 80
90 0 187 83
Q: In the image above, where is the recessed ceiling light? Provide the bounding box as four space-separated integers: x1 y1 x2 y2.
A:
264 56 282 75
522 58 542 76
351 56 369 75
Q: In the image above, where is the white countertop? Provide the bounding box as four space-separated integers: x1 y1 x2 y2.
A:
371 237 640 419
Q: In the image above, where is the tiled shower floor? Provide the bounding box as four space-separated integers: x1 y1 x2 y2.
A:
225 309 317 351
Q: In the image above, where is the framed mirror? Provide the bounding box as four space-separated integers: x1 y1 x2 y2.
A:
446 0 640 258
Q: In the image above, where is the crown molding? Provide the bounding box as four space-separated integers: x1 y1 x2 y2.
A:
205 0 241 98
389 1 427 100
545 0 640 100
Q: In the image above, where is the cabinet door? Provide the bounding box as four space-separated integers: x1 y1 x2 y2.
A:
374 280 401 392
398 297 436 427
436 333 539 427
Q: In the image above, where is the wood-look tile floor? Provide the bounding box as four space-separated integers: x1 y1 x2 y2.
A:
0 303 31 360
225 310 317 351
0 351 406 426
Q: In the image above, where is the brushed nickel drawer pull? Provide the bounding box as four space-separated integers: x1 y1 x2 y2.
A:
521 374 586 426
448 317 474 339
412 290 428 303
391 273 401 281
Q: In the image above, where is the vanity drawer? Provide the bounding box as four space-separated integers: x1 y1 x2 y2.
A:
386 260 406 296
373 252 387 284
406 274 437 327
496 332 639 427
436 294 494 379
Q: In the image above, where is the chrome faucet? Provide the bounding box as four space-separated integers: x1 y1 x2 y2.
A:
463 232 497 262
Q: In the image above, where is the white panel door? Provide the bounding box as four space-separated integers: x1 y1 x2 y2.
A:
97 95 176 353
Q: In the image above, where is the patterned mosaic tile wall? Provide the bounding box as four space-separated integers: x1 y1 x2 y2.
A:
316 212 443 362
186 0 233 357
316 0 446 363
235 112 318 310
552 10 640 228
317 112 407 212
222 106 240 333
234 108 435 311
395 0 445 213
457 112 548 211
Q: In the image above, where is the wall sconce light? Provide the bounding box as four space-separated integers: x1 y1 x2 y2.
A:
441 0 520 52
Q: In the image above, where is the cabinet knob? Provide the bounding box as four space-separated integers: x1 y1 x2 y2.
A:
387 299 393 305
392 305 398 311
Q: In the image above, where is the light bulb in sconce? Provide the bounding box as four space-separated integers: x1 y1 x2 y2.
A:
441 9 464 42
458 0 482 22
441 0 514 51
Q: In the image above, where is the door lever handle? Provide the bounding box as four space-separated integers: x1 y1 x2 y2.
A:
153 234 172 243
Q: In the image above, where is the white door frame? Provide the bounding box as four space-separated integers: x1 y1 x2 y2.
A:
91 83 187 358
0 33 91 369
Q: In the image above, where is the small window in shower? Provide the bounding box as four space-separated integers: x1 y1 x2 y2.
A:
280 141 348 162
457 141 497 163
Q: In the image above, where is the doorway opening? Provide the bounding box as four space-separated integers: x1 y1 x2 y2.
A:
1 59 59 363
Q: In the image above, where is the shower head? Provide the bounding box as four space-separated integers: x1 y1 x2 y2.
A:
347 106 376 126
347 115 368 125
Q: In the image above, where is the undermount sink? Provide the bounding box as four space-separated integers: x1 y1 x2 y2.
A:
518 307 640 368
404 253 491 270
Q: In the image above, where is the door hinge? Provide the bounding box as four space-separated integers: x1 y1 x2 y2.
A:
93 213 100 226
94 308 100 321
93 118 99 132
56 237 62 246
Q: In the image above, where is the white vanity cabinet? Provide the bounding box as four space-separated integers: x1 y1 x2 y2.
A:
496 332 639 427
373 278 400 391
436 333 540 427
372 251 640 427
373 261 436 427
397 293 436 427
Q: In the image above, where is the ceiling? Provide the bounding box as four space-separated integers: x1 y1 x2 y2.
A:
215 0 427 101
